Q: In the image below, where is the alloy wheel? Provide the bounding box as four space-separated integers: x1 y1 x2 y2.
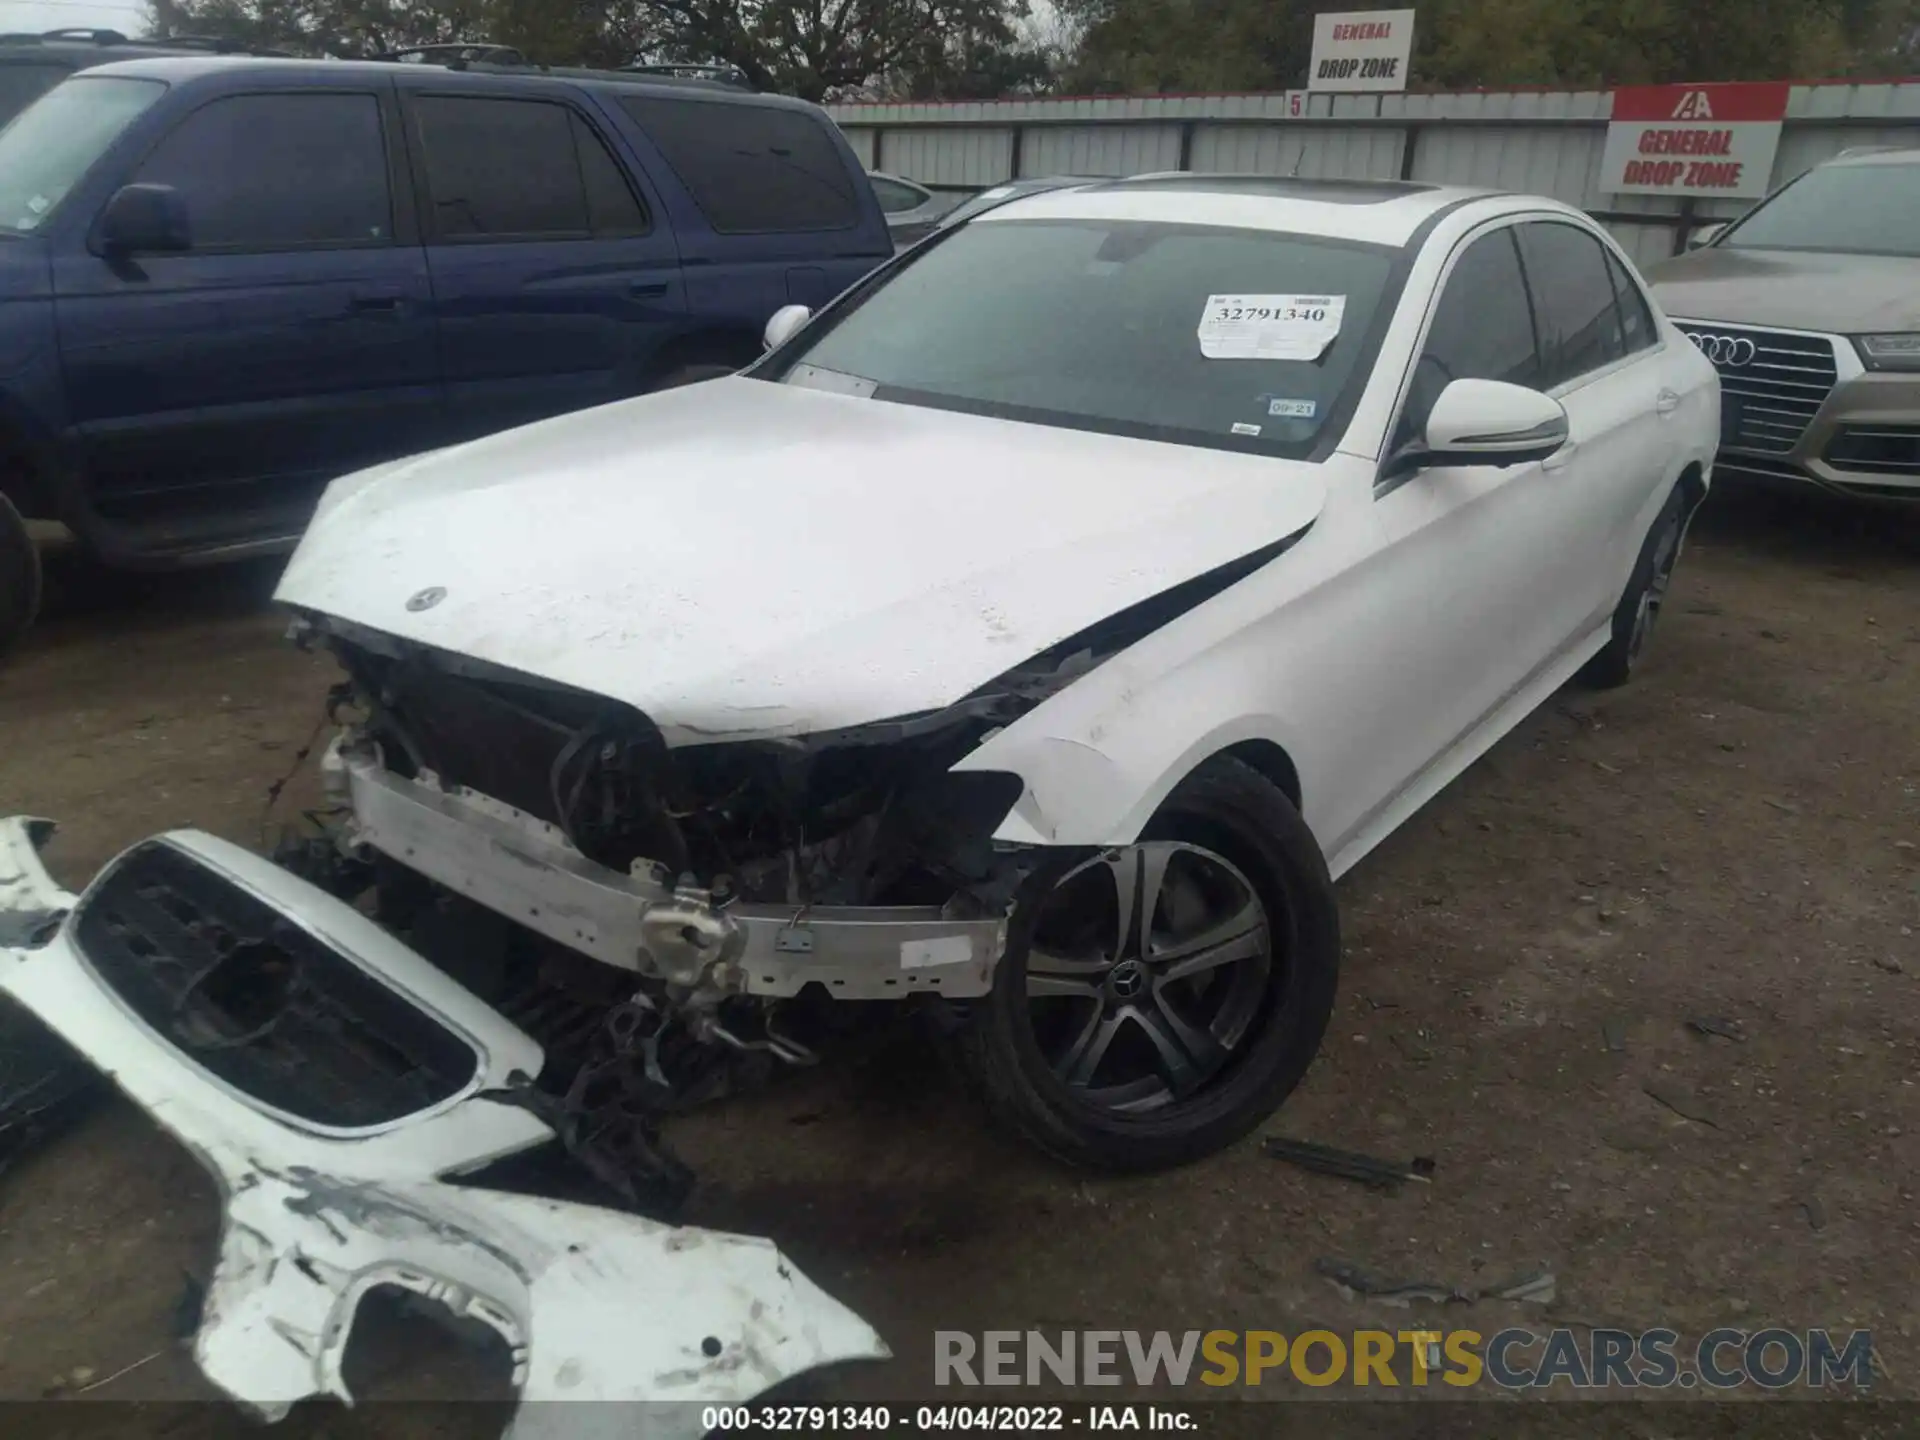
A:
1022 842 1272 1113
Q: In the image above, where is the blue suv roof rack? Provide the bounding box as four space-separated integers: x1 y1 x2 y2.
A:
369 42 530 66
366 42 755 91
0 27 291 55
622 62 752 88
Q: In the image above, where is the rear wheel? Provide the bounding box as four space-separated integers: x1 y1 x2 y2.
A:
1580 485 1689 689
0 491 40 658
958 757 1339 1172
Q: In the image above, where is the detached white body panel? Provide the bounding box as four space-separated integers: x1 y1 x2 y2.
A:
0 820 884 1434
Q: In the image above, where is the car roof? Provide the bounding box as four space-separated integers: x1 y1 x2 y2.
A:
972 174 1514 245
936 175 1105 223
79 53 819 111
1825 145 1920 167
993 175 1108 191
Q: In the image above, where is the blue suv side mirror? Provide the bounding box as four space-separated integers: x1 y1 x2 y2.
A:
94 183 191 257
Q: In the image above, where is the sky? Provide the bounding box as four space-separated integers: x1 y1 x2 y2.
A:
1 0 148 35
3 0 1069 51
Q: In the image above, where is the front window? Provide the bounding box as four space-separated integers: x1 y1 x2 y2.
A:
0 76 165 235
761 215 1400 457
0 63 73 128
1721 162 1920 258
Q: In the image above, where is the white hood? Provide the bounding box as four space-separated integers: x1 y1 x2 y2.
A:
276 379 1327 743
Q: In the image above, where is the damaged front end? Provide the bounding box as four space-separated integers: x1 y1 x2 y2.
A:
0 817 886 1430
259 536 1299 1201
296 529 1294 990
282 622 1053 1199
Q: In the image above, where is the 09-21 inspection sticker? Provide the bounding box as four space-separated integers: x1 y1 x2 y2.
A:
1198 294 1346 361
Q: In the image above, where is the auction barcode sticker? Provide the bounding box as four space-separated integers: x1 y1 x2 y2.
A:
1198 294 1346 360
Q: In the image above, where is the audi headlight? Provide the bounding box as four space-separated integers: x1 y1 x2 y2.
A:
1854 334 1920 371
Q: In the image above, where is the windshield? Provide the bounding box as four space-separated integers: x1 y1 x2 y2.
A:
0 75 164 236
765 216 1400 457
0 63 72 128
1722 162 1920 257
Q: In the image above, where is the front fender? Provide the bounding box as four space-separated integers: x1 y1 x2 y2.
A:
951 505 1350 853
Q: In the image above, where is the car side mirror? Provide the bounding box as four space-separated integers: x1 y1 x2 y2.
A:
1415 378 1570 469
1686 222 1726 250
94 183 190 257
763 303 812 352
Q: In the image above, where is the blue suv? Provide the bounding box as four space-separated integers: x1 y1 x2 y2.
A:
0 54 893 650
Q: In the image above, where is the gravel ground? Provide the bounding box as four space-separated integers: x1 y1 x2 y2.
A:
0 485 1915 1436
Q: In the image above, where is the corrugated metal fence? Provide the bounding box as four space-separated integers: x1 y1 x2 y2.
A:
824 86 1920 268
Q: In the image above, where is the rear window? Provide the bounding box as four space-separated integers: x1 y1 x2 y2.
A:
0 62 70 127
414 95 588 238
411 96 649 241
617 95 860 234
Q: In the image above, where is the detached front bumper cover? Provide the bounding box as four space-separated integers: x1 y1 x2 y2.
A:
0 816 886 1435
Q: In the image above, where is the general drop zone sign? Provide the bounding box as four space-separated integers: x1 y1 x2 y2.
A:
1308 10 1415 92
1600 82 1790 199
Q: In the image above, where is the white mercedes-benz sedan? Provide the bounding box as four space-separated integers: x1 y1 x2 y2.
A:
2 180 1719 1353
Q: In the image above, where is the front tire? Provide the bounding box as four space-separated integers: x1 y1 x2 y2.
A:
0 491 40 658
1580 485 1690 690
958 757 1339 1172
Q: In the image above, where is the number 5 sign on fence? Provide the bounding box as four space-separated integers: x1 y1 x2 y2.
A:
1600 82 1789 199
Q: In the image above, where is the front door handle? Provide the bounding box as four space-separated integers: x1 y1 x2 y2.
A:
629 281 669 298
1656 388 1681 416
348 293 405 313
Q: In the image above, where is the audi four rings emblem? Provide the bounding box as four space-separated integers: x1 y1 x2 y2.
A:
1687 332 1757 367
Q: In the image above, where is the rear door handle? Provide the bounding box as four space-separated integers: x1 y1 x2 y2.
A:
1542 440 1580 472
629 281 669 298
348 293 405 313
1656 388 1681 416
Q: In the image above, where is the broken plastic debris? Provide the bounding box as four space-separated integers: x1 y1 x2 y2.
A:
1686 1015 1746 1042
1487 1268 1558 1304
1644 1080 1719 1128
1314 1257 1556 1308
1316 1258 1464 1306
1264 1136 1435 1191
